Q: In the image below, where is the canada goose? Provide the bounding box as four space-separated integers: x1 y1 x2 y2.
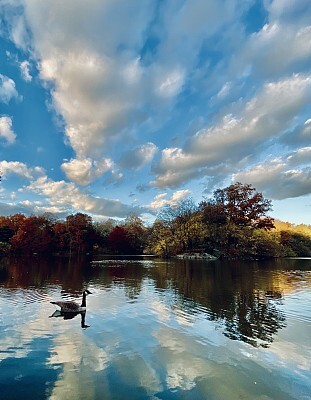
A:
51 289 92 312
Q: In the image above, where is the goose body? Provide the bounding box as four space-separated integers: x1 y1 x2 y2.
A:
51 290 92 312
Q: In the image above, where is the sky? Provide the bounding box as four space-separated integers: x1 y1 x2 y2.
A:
0 0 310 225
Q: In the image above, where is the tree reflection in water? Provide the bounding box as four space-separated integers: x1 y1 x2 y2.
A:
149 259 289 348
1 255 307 348
217 290 286 347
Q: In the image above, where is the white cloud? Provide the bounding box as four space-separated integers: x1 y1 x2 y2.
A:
287 147 311 166
16 0 158 160
118 142 158 170
233 148 311 200
1 0 310 221
267 0 311 23
155 67 185 98
61 157 113 186
25 176 142 218
1 0 245 163
0 116 16 144
236 23 311 77
0 160 136 218
0 160 45 179
0 74 19 103
217 82 231 99
152 74 311 189
20 60 32 81
149 189 191 211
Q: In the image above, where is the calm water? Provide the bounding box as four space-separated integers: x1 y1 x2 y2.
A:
0 256 310 400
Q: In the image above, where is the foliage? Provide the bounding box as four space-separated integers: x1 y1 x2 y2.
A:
146 220 174 257
0 183 310 258
108 226 132 254
273 220 311 257
156 198 204 255
200 183 276 258
123 214 148 254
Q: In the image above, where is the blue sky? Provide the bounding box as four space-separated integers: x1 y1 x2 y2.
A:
0 0 310 224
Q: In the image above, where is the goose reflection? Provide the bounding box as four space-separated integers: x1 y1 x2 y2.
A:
49 310 90 328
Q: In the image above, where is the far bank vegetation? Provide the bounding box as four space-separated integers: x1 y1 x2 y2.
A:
0 183 310 259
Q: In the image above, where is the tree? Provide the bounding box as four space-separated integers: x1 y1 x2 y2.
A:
211 182 274 229
201 183 275 258
53 221 68 252
3 214 26 234
10 215 55 254
66 213 95 254
157 198 202 253
108 226 132 254
123 214 147 254
146 220 173 257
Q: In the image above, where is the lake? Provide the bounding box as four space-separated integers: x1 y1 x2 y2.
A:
0 256 310 400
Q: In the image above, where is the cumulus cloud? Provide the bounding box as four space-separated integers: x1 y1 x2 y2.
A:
152 74 311 189
25 176 142 218
1 0 310 215
1 0 245 162
233 148 311 200
227 0 311 81
15 0 158 159
0 116 16 144
0 159 137 218
118 143 158 170
234 23 311 78
0 74 19 103
149 189 191 211
0 160 45 179
61 157 113 185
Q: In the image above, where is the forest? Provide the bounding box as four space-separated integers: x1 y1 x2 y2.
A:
0 183 310 259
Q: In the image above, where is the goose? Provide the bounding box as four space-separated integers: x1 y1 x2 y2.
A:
51 289 92 312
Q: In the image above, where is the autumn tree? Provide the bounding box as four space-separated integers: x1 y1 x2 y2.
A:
157 198 203 254
108 226 132 254
3 214 26 234
201 183 275 258
53 221 68 252
123 214 148 254
92 219 117 252
212 182 274 228
10 215 55 254
146 219 173 257
66 213 96 254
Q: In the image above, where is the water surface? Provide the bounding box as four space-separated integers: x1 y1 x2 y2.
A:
0 256 310 399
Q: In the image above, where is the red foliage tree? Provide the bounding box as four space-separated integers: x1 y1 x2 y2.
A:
65 213 96 254
108 226 132 254
10 215 55 254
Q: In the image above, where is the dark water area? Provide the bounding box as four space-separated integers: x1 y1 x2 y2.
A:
0 256 310 399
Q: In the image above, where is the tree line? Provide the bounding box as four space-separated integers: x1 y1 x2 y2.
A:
0 183 310 258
